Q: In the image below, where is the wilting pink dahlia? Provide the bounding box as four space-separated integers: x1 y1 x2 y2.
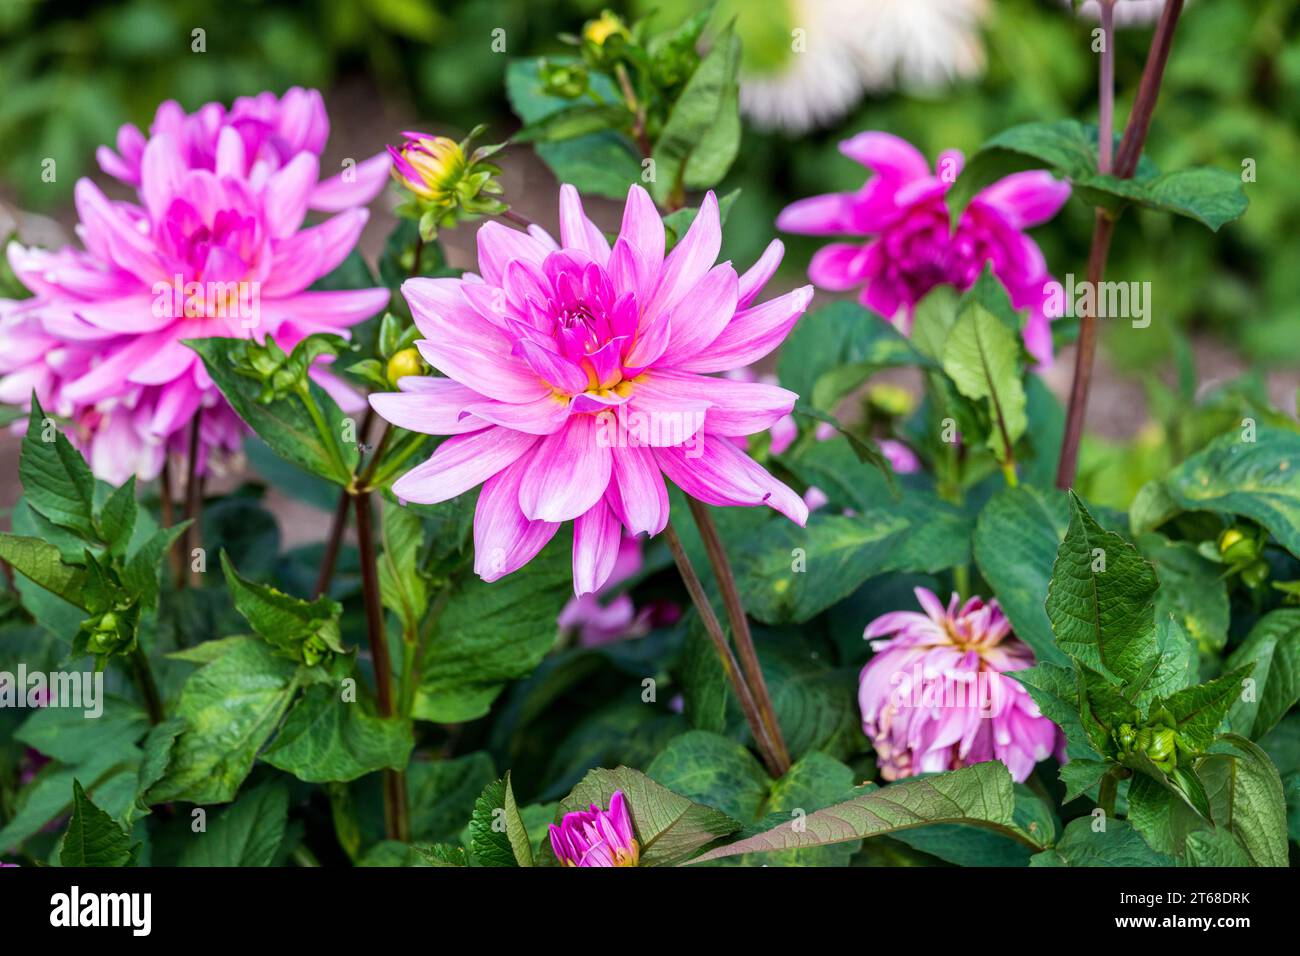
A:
371 184 812 595
96 87 390 213
0 104 388 483
858 587 1061 782
550 790 639 867
777 132 1070 367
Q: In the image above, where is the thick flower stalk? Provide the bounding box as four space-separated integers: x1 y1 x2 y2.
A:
858 587 1062 782
778 132 1070 367
0 98 389 483
550 790 639 867
370 183 812 596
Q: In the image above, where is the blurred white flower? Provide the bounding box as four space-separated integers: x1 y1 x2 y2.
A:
736 0 989 134
1068 0 1175 28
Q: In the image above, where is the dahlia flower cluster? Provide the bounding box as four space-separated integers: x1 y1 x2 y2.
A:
370 184 813 596
0 88 389 483
858 587 1062 782
550 790 639 867
778 131 1070 367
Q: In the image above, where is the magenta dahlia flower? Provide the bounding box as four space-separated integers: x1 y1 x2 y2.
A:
0 107 388 483
370 184 812 596
96 87 390 213
858 587 1062 783
777 132 1070 367
550 789 639 867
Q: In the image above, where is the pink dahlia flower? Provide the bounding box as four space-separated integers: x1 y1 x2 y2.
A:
557 534 680 645
0 114 388 483
550 789 639 867
96 87 390 213
370 184 813 596
777 132 1070 367
858 587 1061 782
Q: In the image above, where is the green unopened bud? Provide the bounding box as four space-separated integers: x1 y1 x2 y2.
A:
867 384 914 418
302 634 328 667
1218 527 1258 564
1241 559 1270 589
386 348 425 386
583 10 630 47
1116 723 1138 751
540 61 589 99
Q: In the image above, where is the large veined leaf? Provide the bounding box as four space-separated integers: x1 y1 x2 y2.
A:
1161 664 1253 753
1139 533 1230 654
147 638 301 805
176 780 289 867
1165 426 1300 559
1197 734 1289 867
19 398 96 539
646 731 770 824
550 766 741 867
0 533 89 611
974 486 1071 666
1045 492 1160 684
413 536 573 723
731 511 907 624
1226 610 1300 741
948 119 1247 232
469 772 533 867
777 301 931 412
1030 817 1174 867
941 302 1027 462
59 780 133 867
690 762 1041 862
261 684 413 783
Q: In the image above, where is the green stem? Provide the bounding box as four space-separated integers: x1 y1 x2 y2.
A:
130 646 164 725
1098 766 1122 819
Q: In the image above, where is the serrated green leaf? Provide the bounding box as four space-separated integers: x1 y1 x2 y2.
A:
1226 609 1300 741
1161 664 1253 753
176 780 289 867
942 301 1026 462
60 779 132 867
20 398 96 538
1030 816 1174 867
261 684 413 783
0 533 89 610
469 771 532 867
1197 734 1289 867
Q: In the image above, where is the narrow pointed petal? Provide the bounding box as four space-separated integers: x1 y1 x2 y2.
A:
573 497 622 596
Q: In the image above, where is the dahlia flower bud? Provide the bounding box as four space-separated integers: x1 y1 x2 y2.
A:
582 10 632 63
388 127 507 240
858 587 1062 782
549 790 639 867
386 348 426 387
539 60 590 99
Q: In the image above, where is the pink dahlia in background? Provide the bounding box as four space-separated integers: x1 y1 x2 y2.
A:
370 184 813 596
777 132 1070 367
557 534 680 645
0 102 388 483
858 587 1061 782
97 87 390 213
550 790 639 867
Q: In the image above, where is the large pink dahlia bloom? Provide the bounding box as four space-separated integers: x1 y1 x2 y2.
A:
0 109 388 483
777 132 1070 367
858 587 1062 783
370 184 813 596
96 87 391 213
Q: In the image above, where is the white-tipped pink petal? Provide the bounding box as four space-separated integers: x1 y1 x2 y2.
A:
309 151 392 212
606 445 669 536
656 262 738 365
572 497 622 596
391 427 537 505
655 438 808 526
677 285 813 373
559 184 611 267
737 239 784 309
262 152 320 238
517 415 612 522
369 380 491 435
473 457 561 582
644 191 720 323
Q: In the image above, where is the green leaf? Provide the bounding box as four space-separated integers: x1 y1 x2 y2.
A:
147 639 300 805
407 752 498 843
691 762 1039 863
551 766 740 867
661 189 740 250
177 780 289 867
1030 817 1175 867
1012 663 1101 761
777 301 931 412
1139 533 1230 654
1045 492 1160 684
513 103 631 143
646 730 770 823
731 512 907 624
1226 610 1300 741
15 699 147 764
0 533 89 610
1161 665 1253 754
413 535 571 723
1165 426 1300 559
121 521 189 610
262 684 413 783
186 337 358 485
60 779 133 867
650 23 742 205
220 551 344 664
97 477 138 556
20 397 96 538
1183 826 1255 866
1126 771 1210 858
891 782 1060 867
469 771 533 867
377 497 427 636
751 752 861 867
1198 734 1289 867
941 301 1027 461
973 486 1071 666
1058 759 1111 803
948 119 1247 232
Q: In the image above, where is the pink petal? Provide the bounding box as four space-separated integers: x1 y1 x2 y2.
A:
139 134 187 222
310 152 392 212
263 209 370 297
559 184 611 267
476 221 551 286
637 369 796 437
462 394 572 435
644 191 720 325
263 152 319 238
838 131 932 182
617 184 664 287
572 497 622 596
516 339 590 394
974 171 1071 230
677 285 813 373
808 243 871 290
656 262 738 365
606 445 669 536
369 380 491 435
655 437 808 526
391 427 537 505
517 415 612 522
473 457 560 582
414 338 549 404
776 193 862 236
737 239 784 309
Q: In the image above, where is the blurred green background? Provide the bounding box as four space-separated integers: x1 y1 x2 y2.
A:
1 0 1297 377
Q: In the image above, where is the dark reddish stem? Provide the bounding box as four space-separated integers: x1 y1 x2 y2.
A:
181 408 203 588
1056 0 1184 490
